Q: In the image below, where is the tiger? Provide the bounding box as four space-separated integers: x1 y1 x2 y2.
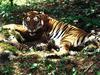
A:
22 11 100 56
21 11 100 56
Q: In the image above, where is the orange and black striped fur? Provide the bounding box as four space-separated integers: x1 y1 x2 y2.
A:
22 11 99 55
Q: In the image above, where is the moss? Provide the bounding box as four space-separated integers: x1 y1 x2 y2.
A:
0 42 19 53
0 28 10 38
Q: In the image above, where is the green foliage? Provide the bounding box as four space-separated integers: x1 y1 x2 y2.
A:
0 64 14 75
0 27 10 37
41 0 100 31
0 0 100 31
0 42 19 53
96 71 100 75
0 4 22 24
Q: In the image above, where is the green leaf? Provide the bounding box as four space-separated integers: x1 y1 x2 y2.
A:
30 63 38 69
96 71 100 75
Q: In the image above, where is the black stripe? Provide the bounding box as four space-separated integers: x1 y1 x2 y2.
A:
81 35 87 44
77 35 82 46
50 21 60 37
49 20 57 37
61 24 73 37
53 22 63 38
56 24 68 38
76 34 87 46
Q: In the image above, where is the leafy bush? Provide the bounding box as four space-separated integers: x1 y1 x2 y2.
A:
0 0 100 31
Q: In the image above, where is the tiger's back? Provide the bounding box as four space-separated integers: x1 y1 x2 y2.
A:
48 17 88 48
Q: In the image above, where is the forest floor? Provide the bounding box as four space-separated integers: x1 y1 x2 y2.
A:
0 24 100 75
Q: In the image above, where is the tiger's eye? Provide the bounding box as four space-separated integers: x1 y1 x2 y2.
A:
27 17 30 21
33 17 39 21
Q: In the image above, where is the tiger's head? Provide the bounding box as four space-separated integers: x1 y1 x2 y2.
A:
23 11 49 33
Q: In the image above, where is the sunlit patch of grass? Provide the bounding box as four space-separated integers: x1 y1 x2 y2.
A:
0 26 99 75
0 42 19 53
0 47 99 75
0 27 10 38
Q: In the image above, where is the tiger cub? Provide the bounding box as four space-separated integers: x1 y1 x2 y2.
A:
22 11 100 56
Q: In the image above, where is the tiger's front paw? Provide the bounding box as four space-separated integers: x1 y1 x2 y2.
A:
52 48 69 56
36 43 47 51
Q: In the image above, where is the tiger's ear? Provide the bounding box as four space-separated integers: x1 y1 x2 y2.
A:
39 11 44 14
91 30 95 34
22 12 27 17
23 12 26 15
23 12 31 16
